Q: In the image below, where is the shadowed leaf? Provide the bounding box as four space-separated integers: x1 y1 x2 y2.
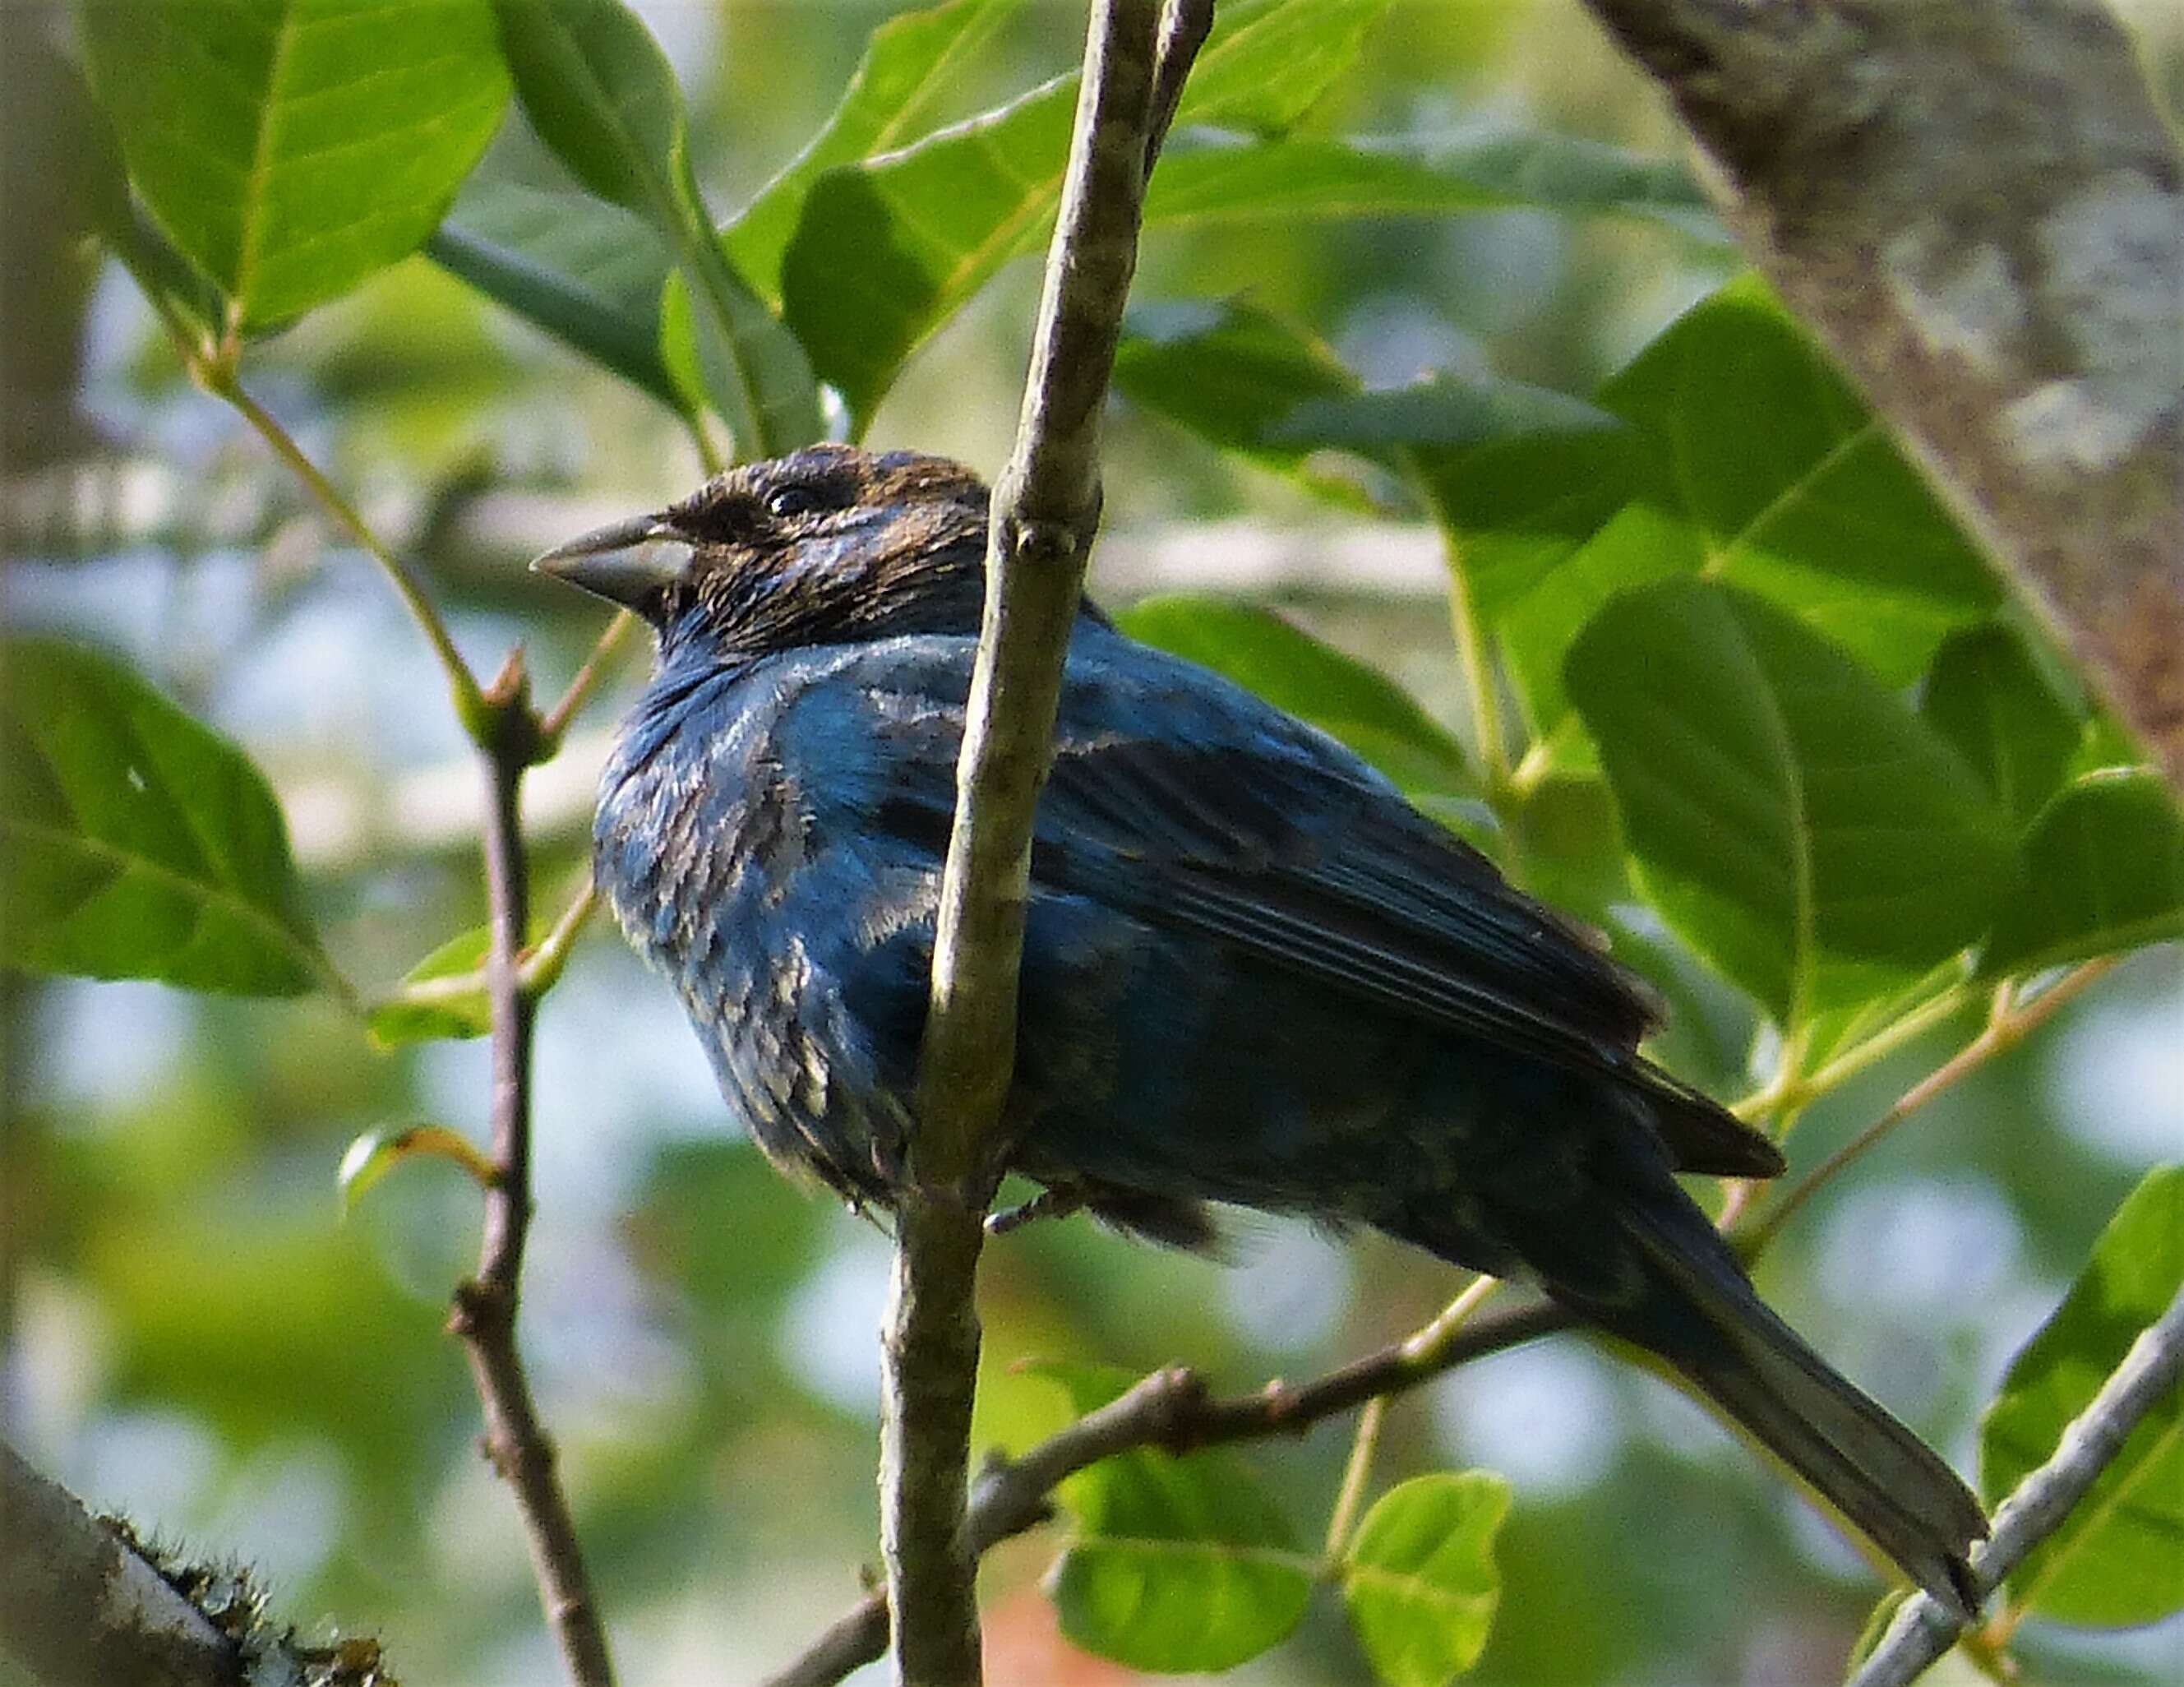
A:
1 637 336 997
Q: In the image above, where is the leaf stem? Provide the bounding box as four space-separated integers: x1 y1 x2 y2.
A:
196 367 488 738
1743 961 2113 1252
1323 1394 1388 1562
540 611 644 752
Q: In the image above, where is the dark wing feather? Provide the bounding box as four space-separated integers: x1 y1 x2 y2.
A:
837 632 1783 1179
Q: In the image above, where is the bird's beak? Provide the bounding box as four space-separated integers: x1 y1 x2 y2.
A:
530 512 690 610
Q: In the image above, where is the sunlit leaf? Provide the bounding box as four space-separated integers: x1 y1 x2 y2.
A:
1034 1361 1314 1671
1978 771 2184 978
0 637 335 997
1980 1164 2184 1626
82 0 509 328
427 182 680 406
56 44 227 346
1566 580 2018 1027
495 0 820 455
1453 278 2001 751
1120 594 1471 797
366 926 496 1048
780 0 1397 429
1341 1472 1511 1686
338 1125 496 1214
727 0 1027 301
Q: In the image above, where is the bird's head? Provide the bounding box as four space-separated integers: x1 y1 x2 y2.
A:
532 444 991 659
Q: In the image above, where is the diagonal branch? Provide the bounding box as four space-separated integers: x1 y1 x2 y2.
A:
1847 1281 2184 1687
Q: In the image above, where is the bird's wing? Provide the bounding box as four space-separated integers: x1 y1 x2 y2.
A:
807 631 1781 1177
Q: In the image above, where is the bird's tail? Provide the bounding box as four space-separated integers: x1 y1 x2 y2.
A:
1557 1197 1988 1615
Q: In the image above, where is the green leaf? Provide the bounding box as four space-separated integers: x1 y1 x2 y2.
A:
1139 131 1716 240
1565 580 2019 1028
1268 373 1619 460
1454 278 2001 751
53 44 228 347
427 182 680 406
1120 594 1471 797
1033 1361 1314 1672
1978 771 2184 978
0 637 335 996
1341 1472 1511 1687
727 0 1026 302
495 0 820 455
365 925 496 1048
779 0 1395 430
1168 0 1395 132
1920 625 2085 827
1113 301 1358 469
1111 300 1618 511
338 1124 495 1213
82 0 509 330
1980 1164 2184 1627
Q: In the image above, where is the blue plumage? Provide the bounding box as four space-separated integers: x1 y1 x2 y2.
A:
542 444 1986 1609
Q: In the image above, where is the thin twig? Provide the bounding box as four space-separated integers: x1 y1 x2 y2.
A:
541 609 644 751
1323 1394 1388 1560
447 652 615 1687
884 2 1195 1681
177 321 614 1683
1847 1282 2184 1687
1745 961 2115 1251
200 367 487 734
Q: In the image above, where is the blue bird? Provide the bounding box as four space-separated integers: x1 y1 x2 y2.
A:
538 444 1986 1611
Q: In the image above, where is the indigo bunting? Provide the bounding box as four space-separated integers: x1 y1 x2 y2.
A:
538 444 1985 1610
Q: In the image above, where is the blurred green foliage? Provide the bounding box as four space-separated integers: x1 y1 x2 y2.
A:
4 2 2182 1685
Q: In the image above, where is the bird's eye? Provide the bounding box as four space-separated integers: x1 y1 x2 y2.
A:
764 486 821 520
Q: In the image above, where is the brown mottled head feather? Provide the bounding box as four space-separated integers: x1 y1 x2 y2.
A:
648 444 995 658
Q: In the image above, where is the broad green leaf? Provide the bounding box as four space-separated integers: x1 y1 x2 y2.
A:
1139 130 1716 239
1566 580 2018 1028
0 637 334 996
1170 0 1394 132
1921 625 2084 827
338 1124 495 1213
1456 279 2001 749
1341 1472 1511 1687
1978 771 2184 978
427 182 680 406
1035 1361 1314 1672
779 0 1395 429
1112 300 1618 509
1597 279 1998 680
1120 594 1472 797
1980 1165 2184 1626
496 0 820 455
727 0 1026 301
83 0 509 329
